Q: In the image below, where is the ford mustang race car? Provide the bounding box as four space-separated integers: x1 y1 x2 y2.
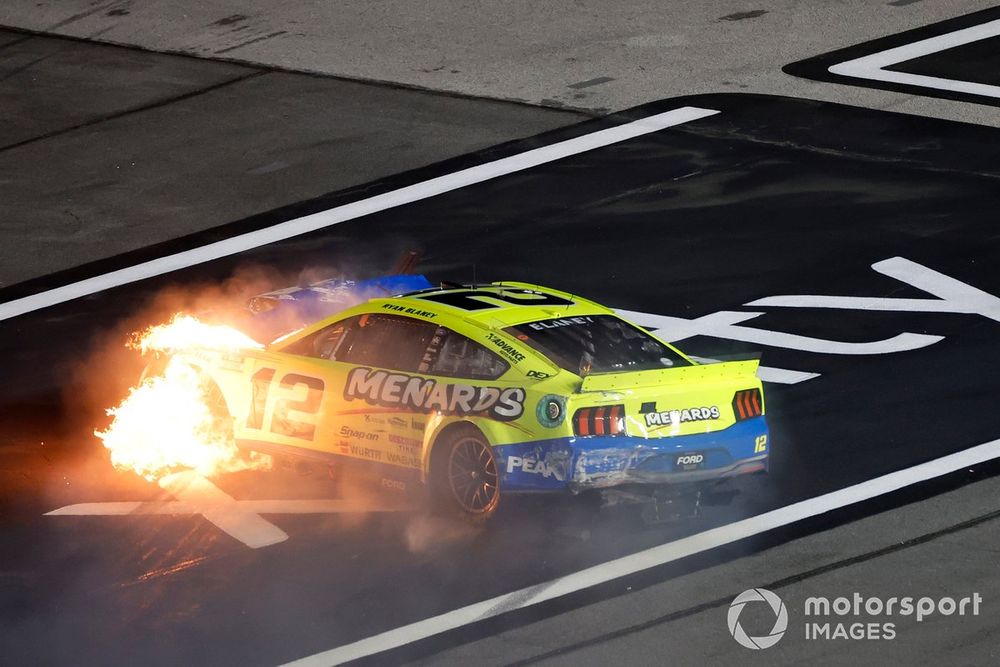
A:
176 282 769 519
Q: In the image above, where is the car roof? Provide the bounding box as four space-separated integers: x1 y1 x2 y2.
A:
368 281 613 329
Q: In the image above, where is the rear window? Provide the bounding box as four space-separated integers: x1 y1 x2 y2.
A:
505 315 689 375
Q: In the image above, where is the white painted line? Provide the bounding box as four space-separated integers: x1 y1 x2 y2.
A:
159 472 288 548
749 256 1000 323
45 472 405 549
45 499 403 516
829 18 1000 98
281 435 1000 666
617 307 942 355
0 106 720 323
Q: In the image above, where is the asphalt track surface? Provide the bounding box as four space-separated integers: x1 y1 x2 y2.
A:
4 87 1000 665
0 28 581 287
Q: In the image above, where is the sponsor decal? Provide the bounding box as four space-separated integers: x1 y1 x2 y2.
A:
485 332 526 363
388 416 407 428
528 315 594 331
364 414 386 425
644 405 720 427
348 444 382 461
385 451 421 467
388 434 422 448
381 303 436 318
675 453 705 467
344 367 525 421
505 455 566 480
340 425 378 441
380 478 407 492
526 369 552 379
536 394 566 428
411 418 426 431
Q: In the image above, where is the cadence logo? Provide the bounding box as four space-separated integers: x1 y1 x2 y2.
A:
728 588 788 650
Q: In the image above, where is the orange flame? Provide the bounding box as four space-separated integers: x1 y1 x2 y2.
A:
130 313 263 354
96 314 269 482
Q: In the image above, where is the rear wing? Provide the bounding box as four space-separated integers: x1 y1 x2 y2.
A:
579 359 760 393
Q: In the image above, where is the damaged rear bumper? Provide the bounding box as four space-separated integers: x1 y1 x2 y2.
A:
494 416 769 492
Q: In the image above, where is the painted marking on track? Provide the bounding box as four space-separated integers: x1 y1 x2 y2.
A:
624 257 996 385
280 435 1000 666
749 256 1000 322
0 106 720 323
828 18 1000 98
45 472 402 549
617 307 942 355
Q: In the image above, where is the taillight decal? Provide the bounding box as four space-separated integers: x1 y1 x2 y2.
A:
732 389 762 421
608 405 624 435
593 406 607 435
573 404 625 437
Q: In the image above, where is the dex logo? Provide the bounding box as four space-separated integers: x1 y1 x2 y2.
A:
728 588 788 650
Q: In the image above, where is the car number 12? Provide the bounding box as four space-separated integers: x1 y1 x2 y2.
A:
247 368 325 440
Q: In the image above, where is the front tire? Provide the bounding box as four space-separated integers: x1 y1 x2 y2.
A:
431 426 501 521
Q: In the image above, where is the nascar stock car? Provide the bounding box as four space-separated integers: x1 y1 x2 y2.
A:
174 277 769 519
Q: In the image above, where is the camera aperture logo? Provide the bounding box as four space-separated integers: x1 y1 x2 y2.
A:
727 588 983 648
728 588 788 650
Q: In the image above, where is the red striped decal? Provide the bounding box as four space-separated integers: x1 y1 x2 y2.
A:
609 405 623 434
577 409 591 436
751 391 761 416
593 406 607 435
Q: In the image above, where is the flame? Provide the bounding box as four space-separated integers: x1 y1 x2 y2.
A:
131 313 263 354
96 314 269 482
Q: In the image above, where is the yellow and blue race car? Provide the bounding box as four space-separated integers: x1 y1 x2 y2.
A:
179 280 768 519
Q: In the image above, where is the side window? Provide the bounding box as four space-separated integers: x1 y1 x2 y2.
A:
313 319 353 359
428 328 509 380
336 314 440 372
282 316 359 360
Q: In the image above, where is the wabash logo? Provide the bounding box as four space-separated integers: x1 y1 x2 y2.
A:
344 367 525 421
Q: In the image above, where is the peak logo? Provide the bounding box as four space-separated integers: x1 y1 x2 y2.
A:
728 588 788 650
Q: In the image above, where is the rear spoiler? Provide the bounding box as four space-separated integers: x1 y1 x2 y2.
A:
579 359 760 392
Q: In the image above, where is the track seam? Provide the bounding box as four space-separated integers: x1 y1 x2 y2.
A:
0 33 34 53
506 506 1000 666
0 69 267 154
0 24 601 118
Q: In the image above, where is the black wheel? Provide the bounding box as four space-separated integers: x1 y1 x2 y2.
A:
432 426 500 520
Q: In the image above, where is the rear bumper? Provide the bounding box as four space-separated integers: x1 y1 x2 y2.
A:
495 416 769 492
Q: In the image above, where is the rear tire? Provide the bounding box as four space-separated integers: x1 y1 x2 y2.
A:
430 425 501 521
